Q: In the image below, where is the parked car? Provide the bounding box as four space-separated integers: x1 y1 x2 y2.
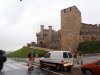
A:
0 50 7 71
81 60 100 75
40 51 74 71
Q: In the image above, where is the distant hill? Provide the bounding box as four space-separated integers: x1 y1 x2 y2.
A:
6 47 48 58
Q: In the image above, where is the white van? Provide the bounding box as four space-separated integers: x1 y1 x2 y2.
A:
40 51 74 71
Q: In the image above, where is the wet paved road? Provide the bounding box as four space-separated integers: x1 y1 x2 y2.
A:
0 59 83 75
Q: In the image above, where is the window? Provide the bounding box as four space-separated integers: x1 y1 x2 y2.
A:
68 53 72 58
91 37 96 41
40 41 43 45
70 7 71 11
64 9 66 13
80 31 83 35
63 52 68 58
44 53 51 58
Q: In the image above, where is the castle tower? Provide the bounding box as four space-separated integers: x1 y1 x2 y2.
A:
41 25 44 31
61 6 81 52
36 25 44 47
48 26 52 48
40 25 44 39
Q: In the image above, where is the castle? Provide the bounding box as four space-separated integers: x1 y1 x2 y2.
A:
36 6 100 52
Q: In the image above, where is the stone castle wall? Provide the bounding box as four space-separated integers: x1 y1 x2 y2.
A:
36 6 100 52
80 23 100 42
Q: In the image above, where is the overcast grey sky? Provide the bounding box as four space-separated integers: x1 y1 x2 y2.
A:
0 0 100 51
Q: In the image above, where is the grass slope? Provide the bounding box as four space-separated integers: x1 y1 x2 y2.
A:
7 47 48 58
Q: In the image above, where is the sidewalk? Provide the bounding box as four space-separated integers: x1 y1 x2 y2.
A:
73 55 100 68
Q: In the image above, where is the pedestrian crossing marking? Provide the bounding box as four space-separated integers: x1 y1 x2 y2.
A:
3 60 28 71
5 63 20 69
13 63 27 69
2 59 39 72
3 66 9 71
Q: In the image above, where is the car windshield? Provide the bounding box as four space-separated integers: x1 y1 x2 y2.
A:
44 53 51 58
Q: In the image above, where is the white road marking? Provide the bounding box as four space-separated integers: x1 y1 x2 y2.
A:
13 63 27 69
5 63 20 69
3 66 9 71
3 60 28 71
41 68 64 75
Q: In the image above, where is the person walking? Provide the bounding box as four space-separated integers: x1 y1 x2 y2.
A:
77 52 83 65
73 53 77 64
0 50 7 72
32 51 36 65
27 52 33 72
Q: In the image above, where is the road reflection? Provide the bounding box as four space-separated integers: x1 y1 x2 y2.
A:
0 67 83 75
0 59 83 75
39 67 83 75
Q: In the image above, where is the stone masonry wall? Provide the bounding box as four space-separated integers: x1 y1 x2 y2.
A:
61 6 81 52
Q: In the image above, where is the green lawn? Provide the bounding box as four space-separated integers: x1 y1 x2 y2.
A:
7 47 48 58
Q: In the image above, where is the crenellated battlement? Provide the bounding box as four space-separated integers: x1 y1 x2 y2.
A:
61 6 81 14
81 23 100 29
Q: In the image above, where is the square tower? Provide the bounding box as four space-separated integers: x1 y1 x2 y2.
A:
61 6 81 52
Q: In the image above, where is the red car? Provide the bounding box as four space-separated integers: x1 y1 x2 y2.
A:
81 60 100 75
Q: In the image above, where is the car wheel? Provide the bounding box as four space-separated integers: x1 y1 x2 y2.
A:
40 61 44 68
56 64 61 71
85 70 93 75
67 66 72 72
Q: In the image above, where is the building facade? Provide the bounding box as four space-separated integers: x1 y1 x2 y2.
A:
36 6 100 52
36 25 61 50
